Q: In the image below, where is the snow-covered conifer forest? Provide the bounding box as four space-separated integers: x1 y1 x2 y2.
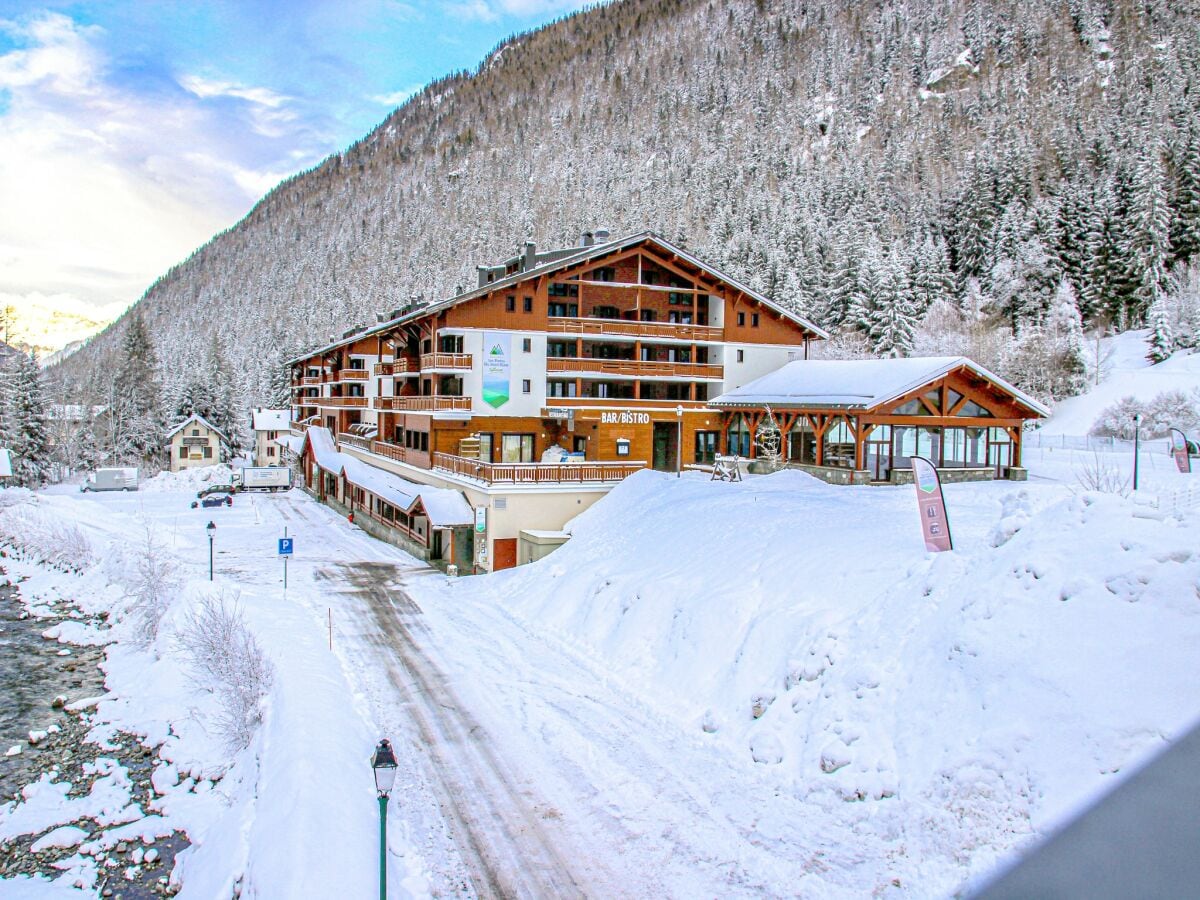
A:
48 0 1200 461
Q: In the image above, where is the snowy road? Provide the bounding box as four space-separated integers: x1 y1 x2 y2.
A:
212 489 875 897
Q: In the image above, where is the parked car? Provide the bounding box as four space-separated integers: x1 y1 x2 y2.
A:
192 493 233 509
196 483 236 499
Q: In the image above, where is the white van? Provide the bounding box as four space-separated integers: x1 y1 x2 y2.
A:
80 467 139 492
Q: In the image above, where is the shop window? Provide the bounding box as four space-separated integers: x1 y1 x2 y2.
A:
822 420 855 468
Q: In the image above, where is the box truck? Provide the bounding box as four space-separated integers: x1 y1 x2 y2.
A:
235 467 291 492
80 467 139 492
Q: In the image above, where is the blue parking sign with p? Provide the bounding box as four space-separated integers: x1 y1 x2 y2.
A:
278 538 294 556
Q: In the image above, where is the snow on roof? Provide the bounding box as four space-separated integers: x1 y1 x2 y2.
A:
252 409 291 432
165 413 228 441
710 356 1050 416
300 427 472 527
275 434 305 455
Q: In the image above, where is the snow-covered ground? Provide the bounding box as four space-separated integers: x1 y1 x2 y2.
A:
1040 329 1200 435
2 330 1199 897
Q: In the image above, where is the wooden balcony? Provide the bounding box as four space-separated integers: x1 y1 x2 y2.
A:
316 396 368 408
433 452 645 485
300 376 322 386
549 317 722 342
374 359 415 377
369 440 411 464
336 433 372 451
339 369 370 381
420 352 473 370
373 396 472 412
546 358 723 379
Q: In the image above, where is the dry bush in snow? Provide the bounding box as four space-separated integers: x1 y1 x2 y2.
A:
176 590 274 750
127 526 180 646
1075 452 1131 497
0 504 94 573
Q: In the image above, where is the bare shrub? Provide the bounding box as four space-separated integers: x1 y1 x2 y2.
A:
0 505 94 573
1075 451 1131 497
176 590 274 750
127 526 180 646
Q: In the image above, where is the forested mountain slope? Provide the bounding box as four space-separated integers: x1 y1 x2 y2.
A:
57 0 1200 423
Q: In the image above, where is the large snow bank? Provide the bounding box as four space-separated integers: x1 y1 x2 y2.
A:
453 467 1200 890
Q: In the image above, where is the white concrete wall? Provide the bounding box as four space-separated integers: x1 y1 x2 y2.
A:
459 329 547 418
719 344 799 393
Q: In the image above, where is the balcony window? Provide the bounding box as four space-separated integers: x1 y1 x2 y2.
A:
548 282 578 297
501 433 534 463
593 305 620 319
639 309 657 322
547 341 572 358
548 301 578 317
439 335 463 353
547 380 577 397
668 292 692 305
349 358 366 369
439 376 464 396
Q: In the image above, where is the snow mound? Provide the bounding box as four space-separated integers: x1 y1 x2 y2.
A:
460 467 1200 887
139 464 236 493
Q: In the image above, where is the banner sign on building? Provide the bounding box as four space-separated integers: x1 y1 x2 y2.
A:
912 456 953 552
474 506 487 534
1170 428 1192 474
482 333 511 409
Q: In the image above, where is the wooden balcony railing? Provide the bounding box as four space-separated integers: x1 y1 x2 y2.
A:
300 376 322 386
316 396 368 408
339 369 370 381
432 452 645 484
546 358 723 379
369 441 411 464
420 353 473 370
549 317 722 342
373 396 472 412
336 433 372 451
374 359 415 377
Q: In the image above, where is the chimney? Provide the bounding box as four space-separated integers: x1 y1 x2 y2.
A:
524 241 536 271
580 231 594 248
594 228 611 243
477 265 489 288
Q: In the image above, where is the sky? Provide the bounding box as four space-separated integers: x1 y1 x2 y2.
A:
0 0 589 336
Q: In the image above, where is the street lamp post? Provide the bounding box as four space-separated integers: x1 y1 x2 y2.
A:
676 404 684 478
371 739 398 900
1133 413 1141 492
206 521 216 581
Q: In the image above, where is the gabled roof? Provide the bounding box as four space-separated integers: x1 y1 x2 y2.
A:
165 413 229 442
300 427 473 527
252 409 291 432
287 231 829 364
710 356 1051 417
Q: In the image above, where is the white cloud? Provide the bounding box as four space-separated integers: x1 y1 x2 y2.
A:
370 84 423 107
0 12 325 320
443 0 590 22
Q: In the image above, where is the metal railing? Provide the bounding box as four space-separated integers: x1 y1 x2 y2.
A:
432 452 645 484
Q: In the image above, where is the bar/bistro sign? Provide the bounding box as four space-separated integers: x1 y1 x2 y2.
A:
182 437 209 446
600 411 652 425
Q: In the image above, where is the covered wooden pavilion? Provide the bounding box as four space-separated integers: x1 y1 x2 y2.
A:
709 357 1050 484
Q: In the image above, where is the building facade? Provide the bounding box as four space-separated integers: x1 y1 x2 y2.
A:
286 232 826 569
251 408 291 467
166 414 226 473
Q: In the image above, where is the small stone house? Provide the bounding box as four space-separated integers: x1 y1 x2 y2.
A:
166 414 227 473
250 408 291 467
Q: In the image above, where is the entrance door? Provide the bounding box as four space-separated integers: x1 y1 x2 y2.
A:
573 436 588 455
653 422 678 472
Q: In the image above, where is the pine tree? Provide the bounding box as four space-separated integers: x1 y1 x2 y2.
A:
1128 141 1172 322
7 352 50 487
1171 123 1200 264
1045 280 1089 397
109 313 163 465
1147 297 1174 363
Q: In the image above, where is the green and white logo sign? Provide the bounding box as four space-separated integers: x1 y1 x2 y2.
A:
482 333 511 408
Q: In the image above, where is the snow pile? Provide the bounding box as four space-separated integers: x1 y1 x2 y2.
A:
138 463 236 493
453 468 1200 891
